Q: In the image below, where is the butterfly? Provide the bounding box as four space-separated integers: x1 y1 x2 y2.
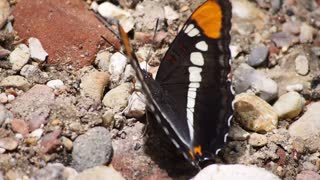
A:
118 0 233 169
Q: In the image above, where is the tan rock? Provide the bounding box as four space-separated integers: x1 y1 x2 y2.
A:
234 93 278 132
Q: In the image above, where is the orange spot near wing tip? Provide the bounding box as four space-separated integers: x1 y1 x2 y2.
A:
191 0 222 39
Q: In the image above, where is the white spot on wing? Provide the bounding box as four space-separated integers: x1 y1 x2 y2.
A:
188 90 196 99
188 28 200 37
215 148 221 155
189 66 202 82
189 83 200 88
185 24 194 33
224 133 229 142
228 115 233 127
186 108 194 140
187 97 195 108
190 52 204 66
195 41 208 51
171 138 180 148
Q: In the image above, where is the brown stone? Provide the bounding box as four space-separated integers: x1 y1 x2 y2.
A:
11 119 29 136
13 0 120 68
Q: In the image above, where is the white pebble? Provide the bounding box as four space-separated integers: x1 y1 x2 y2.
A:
15 134 23 139
30 128 44 140
7 95 15 102
109 52 127 76
0 148 5 154
286 84 303 92
28 37 48 62
47 79 64 89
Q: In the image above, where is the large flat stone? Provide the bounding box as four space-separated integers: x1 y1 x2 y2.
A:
13 0 120 68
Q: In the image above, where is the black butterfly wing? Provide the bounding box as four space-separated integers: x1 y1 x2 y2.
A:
155 0 233 166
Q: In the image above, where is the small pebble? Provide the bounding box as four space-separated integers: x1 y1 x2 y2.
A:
7 94 15 102
247 45 269 67
9 44 30 71
0 93 8 103
164 6 179 21
248 133 268 147
69 166 124 180
46 79 64 89
286 84 303 92
300 23 315 43
295 55 309 76
30 128 44 140
11 119 29 136
51 119 61 126
0 147 5 154
0 137 18 150
0 75 31 91
123 92 146 118
273 91 305 119
102 83 133 112
94 51 111 72
80 71 110 101
271 32 297 47
40 129 61 154
61 136 73 151
28 37 48 62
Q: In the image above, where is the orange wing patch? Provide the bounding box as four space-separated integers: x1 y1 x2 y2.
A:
191 0 222 39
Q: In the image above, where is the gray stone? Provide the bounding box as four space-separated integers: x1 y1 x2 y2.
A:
94 51 111 72
28 37 48 62
32 163 78 180
273 91 305 119
20 64 48 84
289 102 320 152
102 83 133 112
233 63 278 101
247 45 269 67
9 44 30 71
123 92 146 118
271 32 297 48
295 55 309 76
0 75 31 91
0 104 10 126
72 127 113 172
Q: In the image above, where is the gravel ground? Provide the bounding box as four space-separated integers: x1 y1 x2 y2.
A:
0 0 320 179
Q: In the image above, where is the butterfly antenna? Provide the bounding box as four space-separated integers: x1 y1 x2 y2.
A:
95 13 120 39
145 18 160 71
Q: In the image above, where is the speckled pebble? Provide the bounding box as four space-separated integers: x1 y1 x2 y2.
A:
234 93 278 132
72 127 113 172
248 133 268 147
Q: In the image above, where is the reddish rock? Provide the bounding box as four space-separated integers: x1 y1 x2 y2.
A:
276 148 287 166
13 0 120 68
296 170 320 180
40 129 61 154
11 119 29 136
10 85 54 131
